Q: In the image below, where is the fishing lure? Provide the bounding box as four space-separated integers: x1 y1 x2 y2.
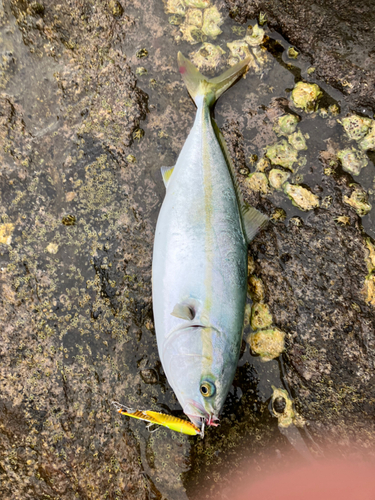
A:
112 401 203 437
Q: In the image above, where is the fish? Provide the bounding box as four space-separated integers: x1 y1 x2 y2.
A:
152 52 268 432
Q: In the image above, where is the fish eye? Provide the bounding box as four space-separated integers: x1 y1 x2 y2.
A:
200 381 216 398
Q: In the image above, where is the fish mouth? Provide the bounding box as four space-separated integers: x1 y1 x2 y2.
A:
184 399 220 430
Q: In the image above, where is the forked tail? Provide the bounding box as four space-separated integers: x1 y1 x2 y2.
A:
177 52 251 108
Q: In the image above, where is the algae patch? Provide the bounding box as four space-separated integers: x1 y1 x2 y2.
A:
273 114 299 137
190 43 225 71
284 183 319 211
0 223 14 245
265 140 298 171
245 172 269 194
268 169 290 190
343 187 372 216
291 81 323 113
250 302 273 330
337 148 368 176
248 328 285 361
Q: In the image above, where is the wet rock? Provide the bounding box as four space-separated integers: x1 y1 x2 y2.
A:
248 328 285 361
284 183 319 211
140 369 159 384
291 81 323 113
224 0 375 110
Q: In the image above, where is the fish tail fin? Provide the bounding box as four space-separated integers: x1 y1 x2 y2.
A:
177 52 251 107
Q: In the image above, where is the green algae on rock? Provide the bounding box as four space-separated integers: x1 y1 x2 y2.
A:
245 172 269 194
265 140 298 171
364 275 375 307
291 81 323 113
288 130 307 151
365 238 375 273
343 187 372 216
250 302 273 330
337 148 368 176
339 114 372 142
248 328 285 361
284 183 319 211
248 275 266 302
0 222 14 245
274 114 299 136
359 122 375 151
287 47 299 59
268 168 290 190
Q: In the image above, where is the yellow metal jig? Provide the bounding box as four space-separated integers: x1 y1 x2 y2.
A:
112 401 203 437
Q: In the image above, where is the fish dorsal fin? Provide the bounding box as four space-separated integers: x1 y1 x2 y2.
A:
161 166 175 188
171 302 196 321
211 119 268 243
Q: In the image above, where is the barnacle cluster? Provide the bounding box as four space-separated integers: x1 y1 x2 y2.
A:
245 111 321 211
338 114 375 152
245 276 286 362
227 23 271 74
166 0 223 45
291 81 323 113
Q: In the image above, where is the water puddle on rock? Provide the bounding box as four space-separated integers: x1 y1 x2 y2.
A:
1 0 374 498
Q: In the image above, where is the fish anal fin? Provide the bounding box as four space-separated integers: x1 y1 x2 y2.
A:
161 166 175 187
242 206 268 243
171 302 196 321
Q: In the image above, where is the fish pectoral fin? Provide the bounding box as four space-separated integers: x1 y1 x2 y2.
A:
161 165 175 188
171 302 196 321
241 205 269 243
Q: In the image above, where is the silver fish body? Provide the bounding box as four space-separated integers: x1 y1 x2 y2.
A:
152 54 267 429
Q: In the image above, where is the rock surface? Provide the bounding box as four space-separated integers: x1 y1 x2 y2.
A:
1 0 375 498
224 0 375 112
